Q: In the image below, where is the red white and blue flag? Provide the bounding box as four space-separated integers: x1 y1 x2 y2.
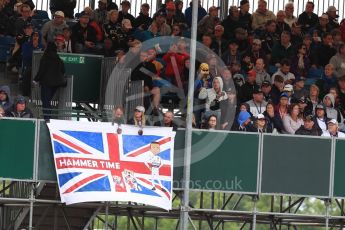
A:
47 120 176 210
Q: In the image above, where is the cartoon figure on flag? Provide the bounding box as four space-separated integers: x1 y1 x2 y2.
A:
146 142 165 191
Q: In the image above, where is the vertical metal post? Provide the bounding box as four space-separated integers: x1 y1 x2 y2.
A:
325 199 330 230
105 202 109 230
180 0 198 228
29 185 34 230
252 196 257 230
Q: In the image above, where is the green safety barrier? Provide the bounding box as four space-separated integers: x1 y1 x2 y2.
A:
0 119 35 180
333 139 345 198
188 131 259 193
58 53 103 103
37 121 56 181
261 135 332 197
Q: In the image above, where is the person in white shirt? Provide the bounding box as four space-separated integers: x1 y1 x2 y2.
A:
146 142 166 191
322 119 345 137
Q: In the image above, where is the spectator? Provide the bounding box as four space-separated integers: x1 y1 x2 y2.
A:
5 96 33 118
313 103 328 135
49 0 76 19
153 11 171 36
310 14 332 38
162 43 186 86
83 7 104 43
284 2 297 28
107 0 118 11
258 20 279 57
184 0 207 28
165 2 185 27
330 43 345 79
220 87 237 130
322 119 345 137
295 114 319 135
273 93 290 132
112 106 125 124
174 1 186 24
0 85 12 111
221 40 241 67
270 75 284 105
291 43 311 79
282 84 294 102
297 1 318 33
293 77 308 101
139 21 160 41
323 93 344 126
198 76 228 119
55 34 65 52
338 76 345 110
326 6 340 30
305 84 321 116
271 31 295 66
248 113 272 133
118 0 135 25
276 10 291 35
205 114 218 130
134 3 152 30
263 101 282 132
234 28 250 56
232 110 253 131
272 59 295 84
332 29 343 49
41 11 68 47
239 70 259 103
283 103 304 134
290 22 304 47
128 105 147 126
246 88 267 117
197 6 219 37
34 42 66 119
254 58 270 86
238 0 252 32
251 0 276 32
221 6 242 40
312 32 337 68
261 80 272 102
316 64 337 98
103 10 121 47
92 0 108 26
71 12 97 53
244 39 266 66
14 4 32 36
62 27 73 53
154 111 178 131
212 25 228 57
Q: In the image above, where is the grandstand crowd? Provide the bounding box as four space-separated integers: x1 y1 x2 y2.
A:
1 0 345 137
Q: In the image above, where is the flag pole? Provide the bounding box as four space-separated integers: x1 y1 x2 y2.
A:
180 0 198 228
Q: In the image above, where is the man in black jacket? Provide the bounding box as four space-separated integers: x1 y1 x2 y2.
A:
71 12 97 54
154 111 178 131
295 115 319 136
133 3 152 30
297 1 318 33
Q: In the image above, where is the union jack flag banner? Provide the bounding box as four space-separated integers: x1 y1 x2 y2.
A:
47 120 176 210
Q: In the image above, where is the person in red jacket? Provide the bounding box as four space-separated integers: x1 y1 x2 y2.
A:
162 43 186 87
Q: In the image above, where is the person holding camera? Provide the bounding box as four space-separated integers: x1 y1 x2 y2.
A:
198 76 228 121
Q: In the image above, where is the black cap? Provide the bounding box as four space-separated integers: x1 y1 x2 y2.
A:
240 0 249 6
304 114 314 121
253 88 263 94
315 103 326 111
261 80 271 87
157 10 167 17
23 22 33 29
79 11 90 18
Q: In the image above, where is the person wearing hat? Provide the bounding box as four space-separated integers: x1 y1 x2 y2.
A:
212 25 228 57
239 69 259 103
5 95 33 118
118 0 135 26
251 0 276 32
297 1 318 33
292 75 308 100
0 85 12 111
313 103 328 135
238 0 252 32
246 87 268 118
326 6 340 30
270 75 284 105
248 113 272 133
261 80 272 102
133 3 153 30
323 93 344 129
220 87 237 130
41 11 68 47
152 10 171 36
71 11 98 53
295 114 319 136
197 6 219 38
284 2 297 28
256 20 279 56
309 13 332 38
322 119 345 137
221 5 242 40
128 105 147 126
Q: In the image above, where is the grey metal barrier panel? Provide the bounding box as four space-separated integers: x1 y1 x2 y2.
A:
333 138 345 198
125 80 144 122
261 134 332 198
103 68 131 121
57 75 73 120
100 57 117 108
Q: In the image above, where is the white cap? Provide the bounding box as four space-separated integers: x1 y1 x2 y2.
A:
257 114 265 119
135 105 145 113
122 19 133 29
328 119 338 126
283 84 293 92
54 11 65 18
